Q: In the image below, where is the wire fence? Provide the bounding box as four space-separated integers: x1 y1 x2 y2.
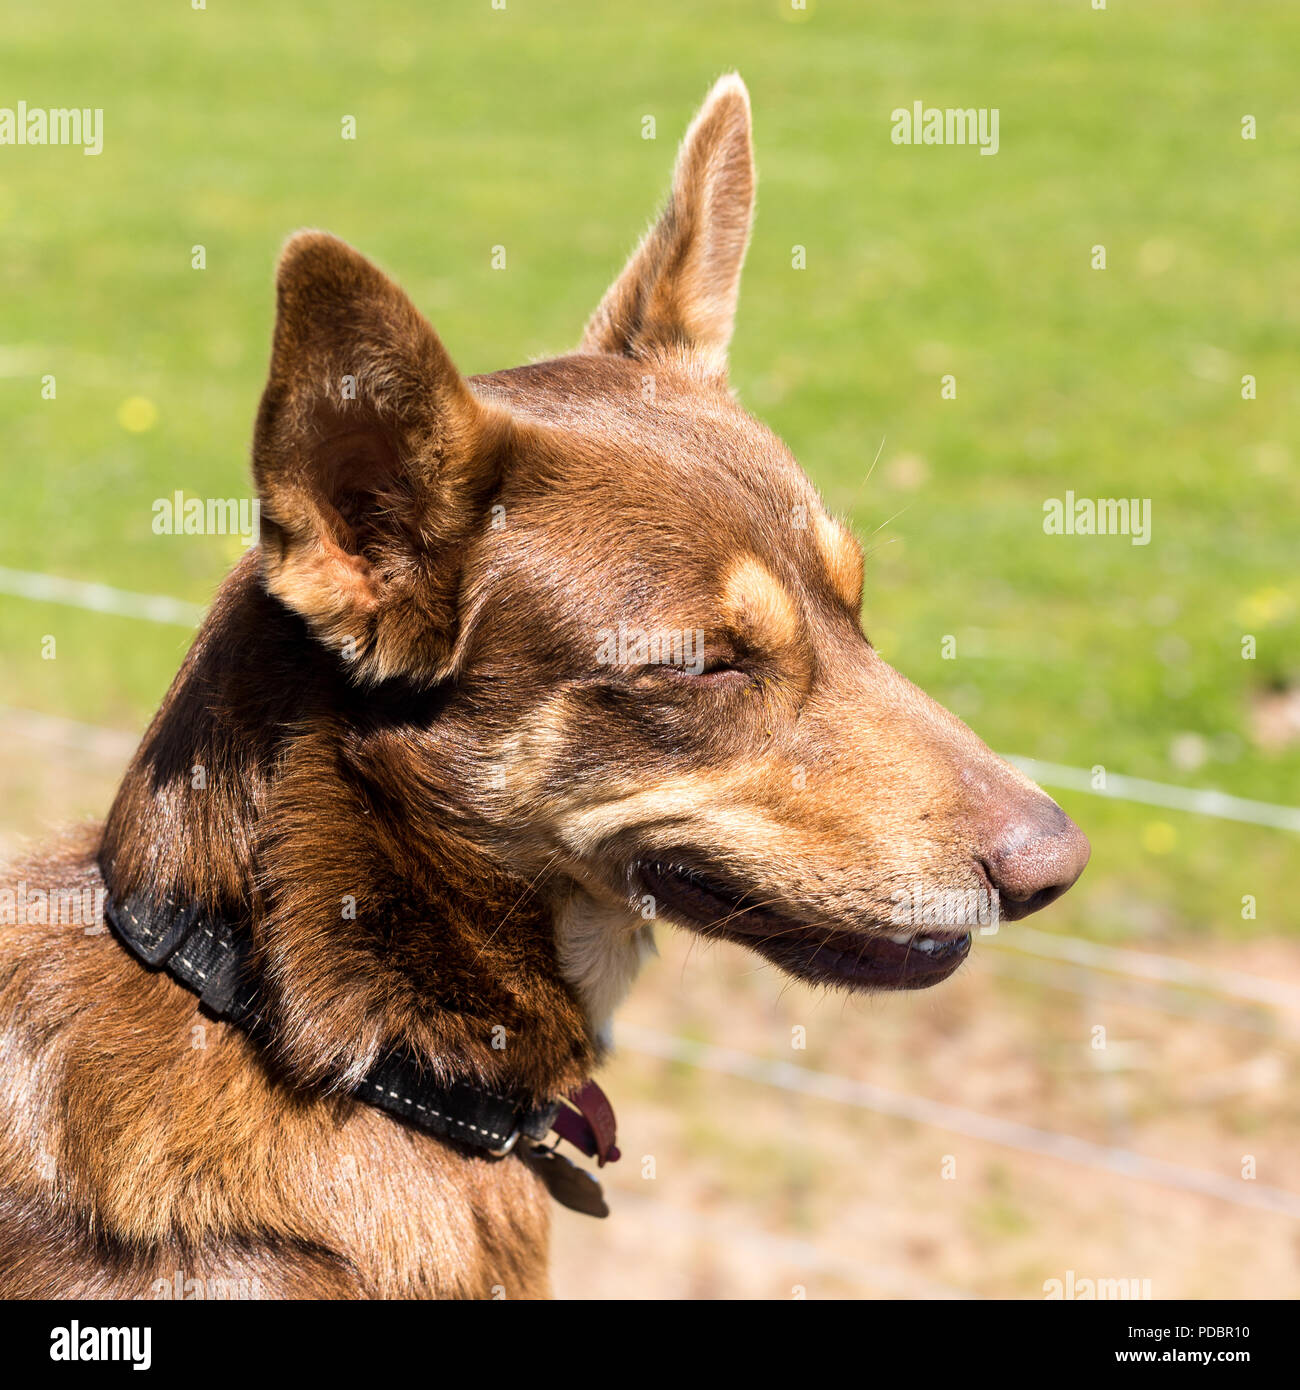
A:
580 1187 979 1299
0 565 205 626
4 564 1297 832
1008 754 1300 834
2 696 1294 1019
3 568 1299 1262
617 1025 1300 1220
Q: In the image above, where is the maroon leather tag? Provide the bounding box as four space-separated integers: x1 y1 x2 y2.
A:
567 1080 619 1166
551 1080 620 1166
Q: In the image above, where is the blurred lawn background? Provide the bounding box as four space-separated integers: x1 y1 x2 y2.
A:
1 1 1297 1297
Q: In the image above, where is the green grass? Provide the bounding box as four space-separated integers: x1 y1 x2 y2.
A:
2 1 1297 936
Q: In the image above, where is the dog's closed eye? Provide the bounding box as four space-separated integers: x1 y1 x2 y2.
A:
637 658 753 690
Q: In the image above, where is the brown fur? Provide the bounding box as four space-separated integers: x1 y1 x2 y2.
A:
0 75 1086 1299
0 846 551 1299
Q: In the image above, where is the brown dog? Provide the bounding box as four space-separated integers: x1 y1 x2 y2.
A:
0 74 1088 1299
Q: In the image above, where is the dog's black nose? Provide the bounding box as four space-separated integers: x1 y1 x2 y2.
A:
979 799 1090 920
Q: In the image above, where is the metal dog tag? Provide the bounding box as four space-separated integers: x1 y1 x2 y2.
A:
521 1142 609 1218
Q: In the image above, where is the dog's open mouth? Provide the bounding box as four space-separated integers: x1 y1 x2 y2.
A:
636 859 971 991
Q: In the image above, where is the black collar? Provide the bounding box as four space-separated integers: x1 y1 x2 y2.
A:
102 885 559 1159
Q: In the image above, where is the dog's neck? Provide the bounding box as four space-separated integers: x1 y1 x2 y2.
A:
100 553 594 1102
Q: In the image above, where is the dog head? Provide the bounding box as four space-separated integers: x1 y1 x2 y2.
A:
251 75 1088 1031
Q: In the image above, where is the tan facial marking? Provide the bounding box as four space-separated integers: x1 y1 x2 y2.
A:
814 513 864 610
720 556 801 651
488 693 577 805
555 773 756 857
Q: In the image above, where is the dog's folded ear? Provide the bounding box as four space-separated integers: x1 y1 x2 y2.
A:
580 72 755 377
252 231 506 686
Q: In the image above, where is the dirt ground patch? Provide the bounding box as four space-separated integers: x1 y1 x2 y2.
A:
3 712 1295 1299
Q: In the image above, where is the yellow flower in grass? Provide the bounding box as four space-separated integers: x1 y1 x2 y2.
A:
1236 587 1293 629
1141 821 1177 855
117 396 157 433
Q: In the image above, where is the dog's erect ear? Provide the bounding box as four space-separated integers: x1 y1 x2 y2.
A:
252 231 507 685
580 73 755 377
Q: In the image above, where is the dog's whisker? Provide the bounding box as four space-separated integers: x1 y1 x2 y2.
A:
471 849 563 964
844 432 888 513
866 502 912 538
